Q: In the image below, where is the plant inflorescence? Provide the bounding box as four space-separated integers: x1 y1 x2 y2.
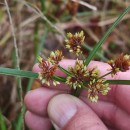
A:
37 31 130 102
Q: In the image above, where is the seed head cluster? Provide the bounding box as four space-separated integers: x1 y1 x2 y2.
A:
37 50 63 86
108 53 130 76
37 31 130 103
48 50 64 65
65 60 110 102
65 31 85 56
88 79 110 102
66 59 89 89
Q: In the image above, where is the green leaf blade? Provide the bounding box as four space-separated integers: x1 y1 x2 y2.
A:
85 6 130 66
53 75 66 82
0 111 6 130
58 65 72 76
0 67 38 79
106 80 130 85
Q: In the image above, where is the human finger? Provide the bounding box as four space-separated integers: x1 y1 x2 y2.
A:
25 111 51 130
48 94 108 130
24 87 66 116
80 97 130 130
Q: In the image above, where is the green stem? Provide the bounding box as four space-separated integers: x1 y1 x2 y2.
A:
58 65 72 76
0 67 66 82
0 111 6 130
70 88 81 97
53 75 66 82
82 44 108 61
40 0 46 12
0 67 38 78
106 80 130 85
85 6 130 66
1 67 130 85
98 71 112 79
51 126 56 130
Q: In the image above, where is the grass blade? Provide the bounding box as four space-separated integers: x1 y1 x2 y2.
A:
53 75 66 82
83 44 108 61
0 111 6 130
0 67 38 78
106 80 130 85
85 6 130 66
4 0 24 129
40 0 46 12
58 65 72 76
35 27 48 63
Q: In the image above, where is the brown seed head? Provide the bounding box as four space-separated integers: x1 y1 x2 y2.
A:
65 31 85 56
66 59 89 89
37 56 59 86
88 67 100 79
108 53 130 76
48 50 64 65
88 79 110 102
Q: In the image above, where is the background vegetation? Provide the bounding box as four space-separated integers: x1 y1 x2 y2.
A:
0 0 130 129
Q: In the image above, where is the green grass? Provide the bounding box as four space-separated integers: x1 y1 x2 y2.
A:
0 111 6 130
85 6 130 66
0 67 38 78
0 67 130 85
106 80 130 85
83 44 108 61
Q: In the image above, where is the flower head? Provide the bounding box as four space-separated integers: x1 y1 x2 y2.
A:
65 31 85 56
48 50 64 65
37 56 60 86
88 67 100 79
88 79 110 102
108 53 130 76
66 59 89 89
66 76 82 89
69 59 88 76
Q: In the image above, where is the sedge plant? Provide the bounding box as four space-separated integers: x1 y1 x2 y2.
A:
37 30 130 102
0 6 130 129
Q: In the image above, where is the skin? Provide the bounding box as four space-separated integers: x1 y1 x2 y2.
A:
24 60 130 130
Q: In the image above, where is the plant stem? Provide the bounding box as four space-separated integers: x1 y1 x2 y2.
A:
0 67 38 78
4 0 20 70
1 67 130 85
58 65 72 76
83 44 108 61
51 126 56 130
98 71 112 79
0 111 6 130
85 6 130 66
70 88 81 97
4 0 24 129
53 75 66 82
106 80 130 85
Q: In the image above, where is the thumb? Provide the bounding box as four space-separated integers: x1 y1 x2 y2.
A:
48 94 107 130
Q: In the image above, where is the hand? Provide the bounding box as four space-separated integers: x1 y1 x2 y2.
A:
24 60 130 130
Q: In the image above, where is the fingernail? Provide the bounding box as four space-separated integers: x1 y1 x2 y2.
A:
48 94 77 129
